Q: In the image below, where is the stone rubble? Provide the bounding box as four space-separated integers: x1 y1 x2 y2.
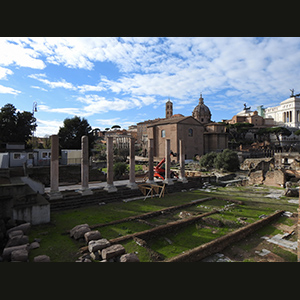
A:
261 234 297 251
201 253 233 262
71 224 140 263
0 222 50 262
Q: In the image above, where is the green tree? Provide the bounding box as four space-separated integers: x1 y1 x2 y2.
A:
267 127 291 147
214 149 240 172
199 152 218 169
58 116 95 151
0 103 37 144
227 122 254 144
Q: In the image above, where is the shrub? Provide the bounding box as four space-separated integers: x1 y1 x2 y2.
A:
113 162 128 179
214 149 240 172
199 150 240 172
199 152 218 169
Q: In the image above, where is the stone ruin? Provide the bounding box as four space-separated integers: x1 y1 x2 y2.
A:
0 221 50 262
70 223 140 262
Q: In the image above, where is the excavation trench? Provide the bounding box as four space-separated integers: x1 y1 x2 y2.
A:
109 210 219 245
165 210 284 262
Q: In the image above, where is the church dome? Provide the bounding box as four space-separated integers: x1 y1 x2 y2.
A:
192 94 211 123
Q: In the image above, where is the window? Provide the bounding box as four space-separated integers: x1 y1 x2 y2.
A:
13 153 21 160
161 130 166 138
42 152 48 158
188 128 193 137
28 153 34 159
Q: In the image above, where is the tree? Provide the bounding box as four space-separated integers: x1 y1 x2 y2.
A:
58 116 95 151
214 149 240 172
199 152 218 169
267 127 291 147
0 103 36 144
226 122 254 144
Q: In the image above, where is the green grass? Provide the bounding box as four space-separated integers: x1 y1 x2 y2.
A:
148 223 230 259
272 245 297 262
28 185 299 262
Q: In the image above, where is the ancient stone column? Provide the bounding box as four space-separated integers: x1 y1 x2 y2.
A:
49 134 62 199
178 139 188 183
104 136 117 193
127 137 138 189
80 135 93 195
146 138 154 184
163 139 174 185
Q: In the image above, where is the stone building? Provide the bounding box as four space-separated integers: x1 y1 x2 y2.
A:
144 94 228 161
227 105 274 127
264 95 300 129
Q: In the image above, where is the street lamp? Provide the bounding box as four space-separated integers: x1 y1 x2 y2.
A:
32 102 37 148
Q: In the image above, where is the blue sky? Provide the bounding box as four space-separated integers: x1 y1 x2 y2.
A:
1 37 300 137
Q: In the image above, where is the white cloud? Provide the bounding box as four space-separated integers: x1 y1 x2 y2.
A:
28 73 76 90
95 117 135 130
0 67 13 80
36 119 63 136
3 37 300 119
38 104 80 115
31 85 48 92
0 38 46 69
76 94 138 116
0 84 21 95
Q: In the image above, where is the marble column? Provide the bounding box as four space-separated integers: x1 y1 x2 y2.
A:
163 139 174 185
146 138 154 184
80 135 93 195
127 137 138 189
104 136 117 193
178 139 188 183
49 134 62 199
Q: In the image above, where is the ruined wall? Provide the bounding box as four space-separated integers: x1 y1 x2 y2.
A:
166 210 283 262
263 169 286 187
248 168 286 187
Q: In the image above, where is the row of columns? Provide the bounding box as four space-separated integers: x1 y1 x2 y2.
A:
48 135 187 199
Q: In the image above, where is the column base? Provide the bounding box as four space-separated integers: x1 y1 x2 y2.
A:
79 188 93 196
178 177 188 183
163 178 174 185
104 184 117 193
48 191 63 200
126 182 139 190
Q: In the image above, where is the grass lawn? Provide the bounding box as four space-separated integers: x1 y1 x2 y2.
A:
28 185 299 262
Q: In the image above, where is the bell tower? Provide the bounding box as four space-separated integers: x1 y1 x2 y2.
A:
166 99 173 119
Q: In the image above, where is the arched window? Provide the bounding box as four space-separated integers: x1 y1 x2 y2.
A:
161 130 166 138
188 128 193 137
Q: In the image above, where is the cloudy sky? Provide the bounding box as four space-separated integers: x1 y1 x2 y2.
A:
1 37 300 137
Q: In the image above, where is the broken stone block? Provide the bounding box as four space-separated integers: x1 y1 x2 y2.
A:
6 235 29 248
7 223 31 236
284 188 299 197
120 253 140 262
90 251 101 261
88 239 110 253
2 244 29 261
101 244 125 260
29 241 40 250
84 230 102 243
33 255 51 262
70 224 91 240
11 248 28 262
8 230 23 239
